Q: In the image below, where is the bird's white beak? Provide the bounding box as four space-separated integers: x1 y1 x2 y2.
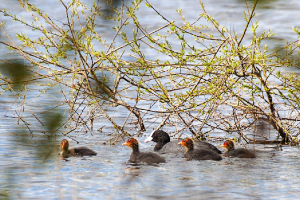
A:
144 135 153 143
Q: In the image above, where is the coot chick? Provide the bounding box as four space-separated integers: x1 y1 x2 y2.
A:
178 138 222 161
144 130 221 154
123 138 166 164
221 140 256 158
60 139 97 158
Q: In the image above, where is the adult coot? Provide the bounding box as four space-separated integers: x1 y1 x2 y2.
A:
178 138 222 161
221 140 256 158
144 130 221 154
123 138 166 164
60 139 97 158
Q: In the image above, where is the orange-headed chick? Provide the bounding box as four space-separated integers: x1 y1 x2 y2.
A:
123 138 165 164
179 138 222 161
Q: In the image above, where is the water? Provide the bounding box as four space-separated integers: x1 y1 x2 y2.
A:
2 136 300 199
1 0 300 199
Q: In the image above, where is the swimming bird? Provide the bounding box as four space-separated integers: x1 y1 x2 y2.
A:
178 137 222 161
60 139 97 158
123 138 166 164
144 130 221 154
221 140 256 158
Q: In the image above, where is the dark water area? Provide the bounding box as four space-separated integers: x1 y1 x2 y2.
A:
1 0 300 199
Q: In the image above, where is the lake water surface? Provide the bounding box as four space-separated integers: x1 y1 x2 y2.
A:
1 0 300 199
1 131 300 200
